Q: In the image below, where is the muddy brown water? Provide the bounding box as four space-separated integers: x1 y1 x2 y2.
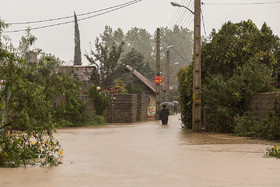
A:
1 114 279 187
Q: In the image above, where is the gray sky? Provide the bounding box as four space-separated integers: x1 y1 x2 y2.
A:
1 0 279 64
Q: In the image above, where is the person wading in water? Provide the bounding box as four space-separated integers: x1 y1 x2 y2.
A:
160 105 169 125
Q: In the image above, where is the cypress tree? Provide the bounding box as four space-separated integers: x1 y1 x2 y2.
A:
74 12 82 65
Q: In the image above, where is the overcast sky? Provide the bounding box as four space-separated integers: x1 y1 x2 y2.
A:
1 0 279 64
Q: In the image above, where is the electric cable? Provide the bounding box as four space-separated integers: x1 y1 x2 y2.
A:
4 0 142 33
177 0 193 26
168 0 186 28
201 9 207 38
181 1 194 28
7 0 141 25
202 1 280 5
160 30 190 63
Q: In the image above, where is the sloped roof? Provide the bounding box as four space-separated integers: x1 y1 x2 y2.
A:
58 65 96 82
125 65 156 93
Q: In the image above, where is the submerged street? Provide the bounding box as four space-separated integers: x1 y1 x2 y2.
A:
0 114 279 187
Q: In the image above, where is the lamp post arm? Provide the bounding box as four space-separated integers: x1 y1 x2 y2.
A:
182 5 194 14
171 1 194 14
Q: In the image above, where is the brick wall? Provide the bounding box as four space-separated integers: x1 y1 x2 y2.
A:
250 92 280 120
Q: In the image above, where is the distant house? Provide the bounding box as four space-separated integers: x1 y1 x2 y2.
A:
122 65 159 107
58 65 97 92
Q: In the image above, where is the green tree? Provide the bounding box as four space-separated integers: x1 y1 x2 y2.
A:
34 54 89 127
0 21 89 167
161 26 193 87
201 20 279 79
121 48 155 80
0 43 62 167
124 27 153 60
74 12 82 65
18 27 37 55
85 39 124 88
178 20 279 131
100 26 125 48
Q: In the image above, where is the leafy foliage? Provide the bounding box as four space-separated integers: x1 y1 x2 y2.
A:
178 20 280 132
125 84 143 94
85 39 124 88
256 96 280 140
88 86 110 116
177 65 192 128
233 112 257 137
121 48 155 80
161 26 193 87
0 22 88 167
113 78 127 94
0 131 63 167
266 145 280 158
74 12 82 65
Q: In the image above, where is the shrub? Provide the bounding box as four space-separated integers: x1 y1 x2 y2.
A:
89 86 110 116
256 96 280 140
0 131 62 167
265 145 280 158
233 112 257 137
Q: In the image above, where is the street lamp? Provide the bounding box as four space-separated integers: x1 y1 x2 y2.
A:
171 1 194 14
171 1 202 132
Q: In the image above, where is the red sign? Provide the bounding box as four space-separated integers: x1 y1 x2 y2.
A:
154 76 162 84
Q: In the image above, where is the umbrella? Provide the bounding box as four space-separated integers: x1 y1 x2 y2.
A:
160 102 174 107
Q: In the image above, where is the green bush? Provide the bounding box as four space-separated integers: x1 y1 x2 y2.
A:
89 86 110 116
256 96 280 140
233 112 257 137
0 131 62 167
265 145 280 158
177 65 193 129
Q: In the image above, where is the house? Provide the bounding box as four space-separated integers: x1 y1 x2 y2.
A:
58 65 97 92
122 65 159 107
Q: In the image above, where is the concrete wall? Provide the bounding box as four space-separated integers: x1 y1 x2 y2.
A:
106 94 137 123
250 92 280 121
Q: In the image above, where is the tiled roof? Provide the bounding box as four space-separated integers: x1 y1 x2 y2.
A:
125 65 156 93
58 65 96 82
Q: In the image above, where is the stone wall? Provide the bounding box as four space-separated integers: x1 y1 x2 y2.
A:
106 94 150 123
250 92 280 121
137 94 150 121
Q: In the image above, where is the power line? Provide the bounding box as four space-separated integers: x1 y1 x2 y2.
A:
168 0 186 28
7 0 140 25
4 0 142 33
202 1 280 5
160 30 190 64
201 9 207 38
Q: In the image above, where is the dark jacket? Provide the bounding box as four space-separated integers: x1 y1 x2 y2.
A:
160 108 169 124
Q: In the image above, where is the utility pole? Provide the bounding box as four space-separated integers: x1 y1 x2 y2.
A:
156 28 161 120
165 50 170 102
192 0 202 132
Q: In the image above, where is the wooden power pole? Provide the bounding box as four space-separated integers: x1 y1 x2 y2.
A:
165 50 170 102
192 0 202 132
156 28 161 120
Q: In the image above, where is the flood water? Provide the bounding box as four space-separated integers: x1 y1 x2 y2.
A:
1 114 279 187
